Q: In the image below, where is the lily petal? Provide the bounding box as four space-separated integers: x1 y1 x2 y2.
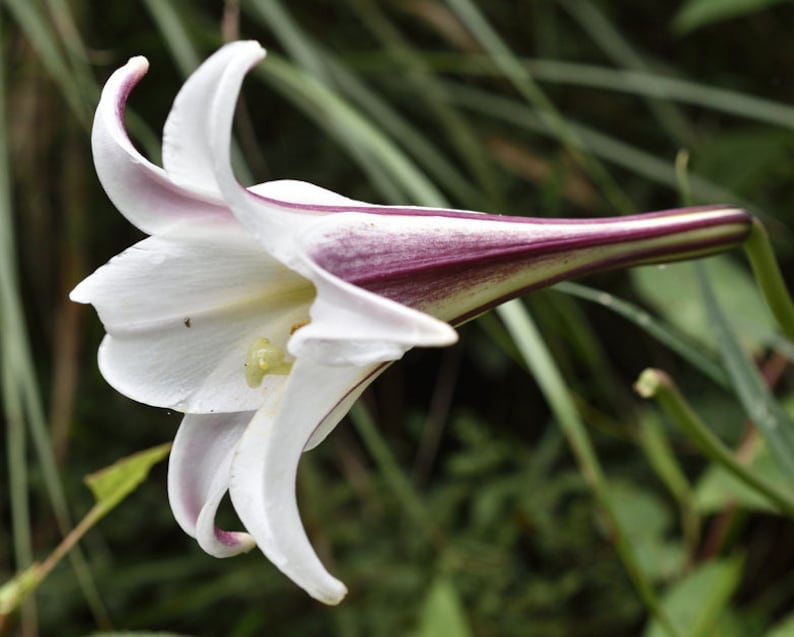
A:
288 255 457 365
300 205 753 325
92 55 230 234
201 41 457 365
70 223 313 412
77 42 757 607
229 358 378 604
168 412 256 557
162 44 257 199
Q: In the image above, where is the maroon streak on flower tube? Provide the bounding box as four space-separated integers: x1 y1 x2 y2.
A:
71 40 753 605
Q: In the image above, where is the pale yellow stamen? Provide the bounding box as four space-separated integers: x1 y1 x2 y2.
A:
244 337 292 388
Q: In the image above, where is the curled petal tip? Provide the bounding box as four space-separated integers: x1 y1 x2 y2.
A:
197 526 257 558
225 39 267 63
313 579 348 606
125 55 150 73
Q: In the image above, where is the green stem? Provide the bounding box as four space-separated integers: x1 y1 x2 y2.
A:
636 416 700 559
498 300 680 637
0 503 105 625
635 369 794 517
349 402 444 549
743 219 794 344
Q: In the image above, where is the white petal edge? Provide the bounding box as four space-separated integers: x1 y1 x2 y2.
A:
228 359 378 604
71 224 312 412
92 55 230 235
168 412 257 557
289 254 458 365
162 43 265 198
201 40 458 366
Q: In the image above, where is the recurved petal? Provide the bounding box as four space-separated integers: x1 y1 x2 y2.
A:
92 55 231 235
288 257 458 366
199 41 457 365
228 358 377 604
248 179 364 207
168 412 257 557
70 222 314 412
203 41 319 264
162 43 265 199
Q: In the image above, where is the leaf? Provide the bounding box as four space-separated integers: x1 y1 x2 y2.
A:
693 129 794 198
1 443 174 621
696 262 794 479
0 564 42 617
673 0 791 34
644 557 744 637
608 481 687 582
556 282 727 385
418 578 472 637
694 437 794 514
766 613 794 637
631 257 775 356
84 443 171 517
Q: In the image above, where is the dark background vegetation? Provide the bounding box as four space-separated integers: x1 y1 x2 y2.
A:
2 1 794 636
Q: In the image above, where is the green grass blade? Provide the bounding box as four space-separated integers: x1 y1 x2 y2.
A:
245 0 486 207
696 262 794 478
257 54 448 206
443 82 750 209
0 23 36 630
444 0 634 214
245 0 330 82
554 282 728 386
524 60 794 131
346 0 503 207
348 402 442 548
0 8 111 627
140 0 200 76
5 0 91 126
636 414 700 555
497 299 679 637
325 55 485 206
42 0 98 109
557 0 693 143
743 219 794 343
415 53 794 134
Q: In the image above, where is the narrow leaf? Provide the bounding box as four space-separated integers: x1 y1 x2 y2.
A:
644 557 744 637
498 300 677 636
418 578 473 637
673 0 789 34
696 262 794 478
85 443 172 516
766 613 794 637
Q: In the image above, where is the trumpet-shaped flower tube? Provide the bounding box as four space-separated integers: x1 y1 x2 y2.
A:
72 41 753 604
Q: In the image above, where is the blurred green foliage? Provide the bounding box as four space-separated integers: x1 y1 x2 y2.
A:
2 1 794 636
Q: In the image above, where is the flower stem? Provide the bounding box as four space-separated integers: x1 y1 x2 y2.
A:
636 416 700 560
634 368 794 517
743 218 794 344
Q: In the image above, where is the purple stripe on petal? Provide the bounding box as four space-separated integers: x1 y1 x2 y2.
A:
310 208 749 285
303 207 750 327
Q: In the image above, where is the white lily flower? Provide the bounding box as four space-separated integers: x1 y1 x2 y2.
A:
72 41 752 604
